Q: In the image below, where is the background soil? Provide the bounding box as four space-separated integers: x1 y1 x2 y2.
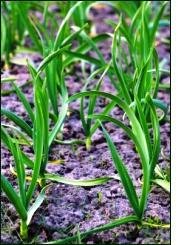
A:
1 4 170 244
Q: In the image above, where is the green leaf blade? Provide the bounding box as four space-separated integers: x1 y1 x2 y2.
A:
101 123 141 218
45 174 113 187
1 175 27 221
1 108 32 138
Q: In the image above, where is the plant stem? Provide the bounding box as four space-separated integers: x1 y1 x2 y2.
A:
86 137 91 151
20 219 28 240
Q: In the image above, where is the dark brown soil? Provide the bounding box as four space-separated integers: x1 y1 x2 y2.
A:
1 3 170 244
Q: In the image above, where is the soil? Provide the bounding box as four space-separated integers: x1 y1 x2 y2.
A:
1 3 170 244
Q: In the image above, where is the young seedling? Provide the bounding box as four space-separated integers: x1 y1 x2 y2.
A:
56 88 168 243
80 62 112 150
1 88 47 240
111 2 167 101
